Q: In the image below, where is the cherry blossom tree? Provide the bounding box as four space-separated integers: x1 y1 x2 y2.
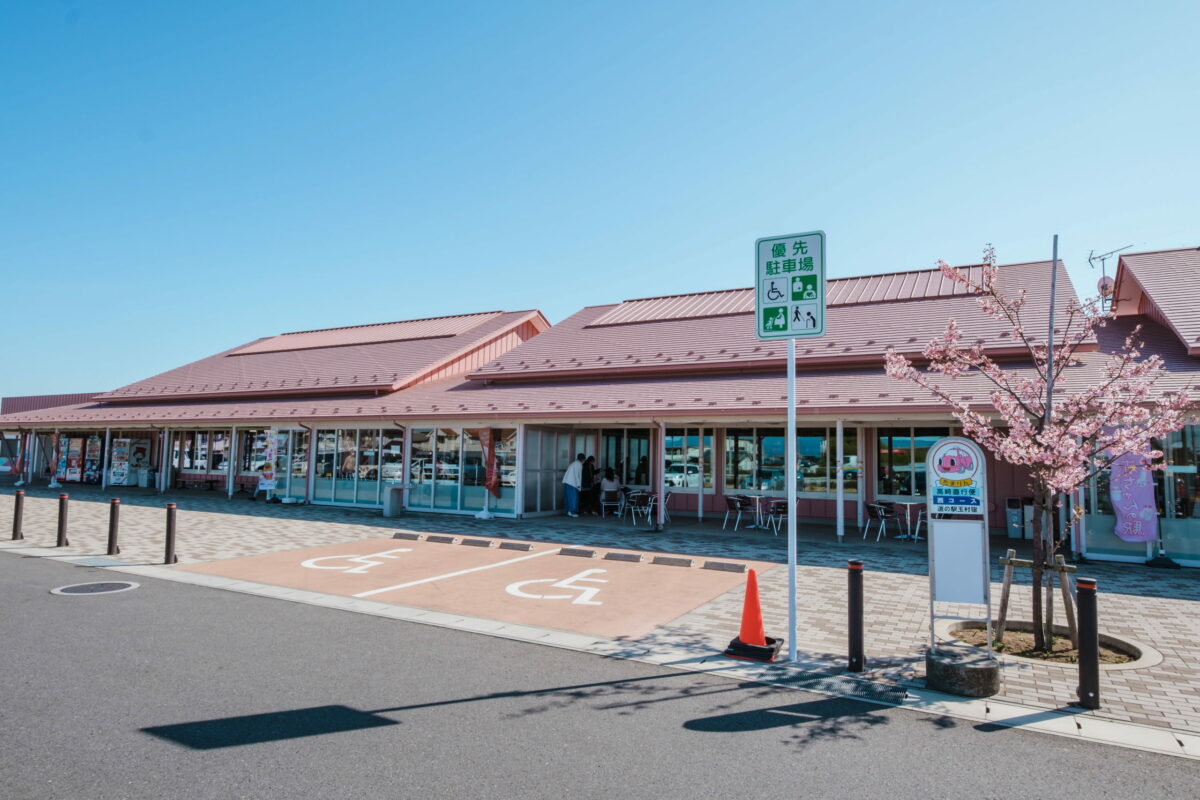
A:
884 246 1191 650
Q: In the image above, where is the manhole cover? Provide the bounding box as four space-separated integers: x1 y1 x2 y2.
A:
51 581 140 596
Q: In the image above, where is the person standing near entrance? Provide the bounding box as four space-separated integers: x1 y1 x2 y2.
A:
562 453 584 517
580 455 598 515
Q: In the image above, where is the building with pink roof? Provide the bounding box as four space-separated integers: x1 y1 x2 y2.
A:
3 248 1199 566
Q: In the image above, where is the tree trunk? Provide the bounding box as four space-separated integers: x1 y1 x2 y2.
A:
1031 489 1047 651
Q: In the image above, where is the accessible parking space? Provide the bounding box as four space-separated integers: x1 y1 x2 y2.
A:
181 536 773 639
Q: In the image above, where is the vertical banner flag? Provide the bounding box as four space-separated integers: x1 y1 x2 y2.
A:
259 431 278 491
479 428 501 498
1109 452 1159 542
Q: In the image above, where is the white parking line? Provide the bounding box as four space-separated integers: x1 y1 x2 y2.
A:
353 547 561 598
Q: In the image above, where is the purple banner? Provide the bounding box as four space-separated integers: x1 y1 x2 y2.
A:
1109 453 1159 542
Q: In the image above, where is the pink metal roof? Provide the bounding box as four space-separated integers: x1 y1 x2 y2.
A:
231 312 504 355
1115 248 1200 356
585 264 994 328
1 393 101 415
92 310 547 403
471 260 1079 381
3 315 1190 428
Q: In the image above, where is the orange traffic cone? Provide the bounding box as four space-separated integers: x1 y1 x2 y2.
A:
723 569 783 662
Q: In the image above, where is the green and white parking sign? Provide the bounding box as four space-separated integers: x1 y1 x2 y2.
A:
755 230 826 339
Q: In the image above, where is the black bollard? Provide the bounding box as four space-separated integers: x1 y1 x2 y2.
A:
848 559 865 672
107 498 121 556
11 490 24 541
1075 577 1100 709
164 504 178 565
56 493 70 547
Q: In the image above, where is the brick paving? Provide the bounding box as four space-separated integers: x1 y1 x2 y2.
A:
2 483 1198 736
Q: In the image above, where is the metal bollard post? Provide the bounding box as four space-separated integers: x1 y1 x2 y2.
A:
1075 577 1100 709
11 490 24 540
107 498 121 556
164 503 178 564
56 493 70 547
848 559 865 672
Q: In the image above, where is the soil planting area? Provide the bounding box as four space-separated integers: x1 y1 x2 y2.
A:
956 627 1133 664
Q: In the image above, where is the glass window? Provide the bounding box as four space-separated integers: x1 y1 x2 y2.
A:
876 426 951 497
286 430 308 501
724 428 755 492
409 429 433 508
434 429 461 509
626 430 650 487
665 428 713 491
356 430 380 504
797 428 827 492
334 430 357 503
381 429 405 483
241 430 271 473
211 432 229 472
313 430 335 501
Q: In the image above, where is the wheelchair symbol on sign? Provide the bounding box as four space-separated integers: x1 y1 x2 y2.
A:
505 568 608 606
765 280 785 301
300 548 412 574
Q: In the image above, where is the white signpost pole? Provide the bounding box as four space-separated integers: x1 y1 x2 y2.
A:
755 230 826 663
786 337 797 662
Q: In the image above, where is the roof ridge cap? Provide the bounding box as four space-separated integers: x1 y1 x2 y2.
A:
280 310 504 337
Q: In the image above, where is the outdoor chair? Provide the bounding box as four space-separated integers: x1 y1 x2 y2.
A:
627 491 654 526
764 498 790 535
661 490 672 523
864 503 899 542
599 489 624 518
722 494 754 531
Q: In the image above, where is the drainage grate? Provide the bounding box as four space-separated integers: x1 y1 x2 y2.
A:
51 582 140 596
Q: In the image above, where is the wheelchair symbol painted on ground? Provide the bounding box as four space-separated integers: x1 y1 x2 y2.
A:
300 548 412 574
505 568 608 606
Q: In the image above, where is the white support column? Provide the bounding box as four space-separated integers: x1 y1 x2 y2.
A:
101 428 112 489
514 422 526 517
836 419 845 541
856 426 866 530
696 427 704 523
227 427 237 498
656 421 667 530
22 431 36 485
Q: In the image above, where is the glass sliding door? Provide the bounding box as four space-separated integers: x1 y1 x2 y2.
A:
434 429 461 509
313 430 336 502
334 430 357 503
409 429 434 508
356 430 380 505
275 429 309 501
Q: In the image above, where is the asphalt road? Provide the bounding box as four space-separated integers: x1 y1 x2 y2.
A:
0 552 1193 800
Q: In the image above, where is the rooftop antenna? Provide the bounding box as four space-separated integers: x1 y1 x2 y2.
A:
1088 244 1131 311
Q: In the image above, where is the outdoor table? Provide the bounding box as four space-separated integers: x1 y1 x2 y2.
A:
743 494 766 530
893 501 924 540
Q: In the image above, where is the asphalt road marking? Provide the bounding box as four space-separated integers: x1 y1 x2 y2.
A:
300 548 412 574
505 568 609 605
353 547 560 598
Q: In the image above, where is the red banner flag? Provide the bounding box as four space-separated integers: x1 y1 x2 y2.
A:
479 428 501 498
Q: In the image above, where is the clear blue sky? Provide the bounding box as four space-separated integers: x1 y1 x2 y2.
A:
2 0 1197 398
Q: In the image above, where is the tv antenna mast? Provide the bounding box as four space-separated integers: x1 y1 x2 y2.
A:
1088 245 1131 310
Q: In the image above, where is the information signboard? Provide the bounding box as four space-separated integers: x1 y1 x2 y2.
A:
754 230 826 339
927 436 986 515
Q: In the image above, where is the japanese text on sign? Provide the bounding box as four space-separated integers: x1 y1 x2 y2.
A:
755 231 826 339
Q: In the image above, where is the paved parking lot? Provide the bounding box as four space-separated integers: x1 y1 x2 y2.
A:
182 535 768 639
2 484 1199 738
